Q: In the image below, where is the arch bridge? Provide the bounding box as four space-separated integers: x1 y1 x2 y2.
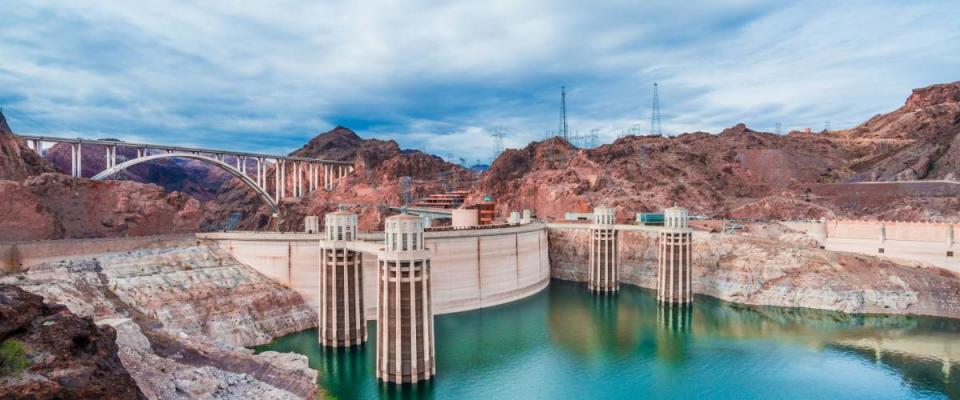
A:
19 135 354 212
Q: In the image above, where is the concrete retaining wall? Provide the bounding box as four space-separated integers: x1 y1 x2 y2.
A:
199 224 551 318
817 220 959 272
0 234 197 273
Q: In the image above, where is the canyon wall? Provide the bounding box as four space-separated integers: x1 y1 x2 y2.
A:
548 224 960 319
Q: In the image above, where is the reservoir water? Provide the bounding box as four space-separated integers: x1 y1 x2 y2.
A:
255 280 960 399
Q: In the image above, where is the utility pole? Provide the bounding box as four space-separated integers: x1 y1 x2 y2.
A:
650 83 662 136
559 86 569 140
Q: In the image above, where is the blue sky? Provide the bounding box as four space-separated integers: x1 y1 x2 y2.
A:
1 1 958 163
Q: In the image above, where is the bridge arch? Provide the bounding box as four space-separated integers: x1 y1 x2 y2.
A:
91 152 278 212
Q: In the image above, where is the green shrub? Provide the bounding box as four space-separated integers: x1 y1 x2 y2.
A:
0 339 30 376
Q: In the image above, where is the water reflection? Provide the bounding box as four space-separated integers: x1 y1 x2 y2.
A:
656 304 692 364
256 280 960 399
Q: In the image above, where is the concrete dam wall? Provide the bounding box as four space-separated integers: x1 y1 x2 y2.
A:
200 223 551 318
783 220 959 272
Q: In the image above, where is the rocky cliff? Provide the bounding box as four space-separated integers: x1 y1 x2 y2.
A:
0 173 201 241
481 125 854 221
0 244 319 399
0 284 144 399
841 81 960 181
0 111 57 181
548 224 960 319
289 125 364 161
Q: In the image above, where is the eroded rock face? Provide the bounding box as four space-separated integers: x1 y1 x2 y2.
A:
1 245 320 399
548 225 960 319
843 81 960 182
0 173 201 241
481 126 852 221
289 125 364 161
97 246 317 346
0 285 144 399
0 111 57 181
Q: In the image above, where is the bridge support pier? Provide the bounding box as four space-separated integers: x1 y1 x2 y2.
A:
319 210 366 347
588 206 619 293
376 213 435 384
657 206 693 304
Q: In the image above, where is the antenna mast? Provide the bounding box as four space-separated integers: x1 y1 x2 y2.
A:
650 83 662 136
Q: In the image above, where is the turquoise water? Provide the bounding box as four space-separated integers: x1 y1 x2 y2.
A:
256 280 960 399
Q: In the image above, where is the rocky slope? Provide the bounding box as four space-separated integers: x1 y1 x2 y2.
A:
204 127 474 231
0 245 319 399
841 81 960 181
0 173 201 241
480 124 855 221
549 224 960 319
0 111 57 181
288 125 364 161
0 284 144 399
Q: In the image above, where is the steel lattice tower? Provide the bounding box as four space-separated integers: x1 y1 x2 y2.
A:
650 83 662 136
559 86 569 140
491 128 505 163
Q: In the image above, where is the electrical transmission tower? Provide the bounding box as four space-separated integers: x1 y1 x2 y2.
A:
559 86 569 140
775 122 782 135
650 82 662 136
491 128 506 164
400 176 413 208
824 120 831 132
589 129 599 148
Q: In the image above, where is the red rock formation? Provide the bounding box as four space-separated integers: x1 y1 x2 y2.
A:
0 173 201 241
0 284 144 399
842 81 960 181
0 111 56 181
289 125 364 161
477 124 853 220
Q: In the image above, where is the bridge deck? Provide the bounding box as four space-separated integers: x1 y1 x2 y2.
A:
17 134 353 164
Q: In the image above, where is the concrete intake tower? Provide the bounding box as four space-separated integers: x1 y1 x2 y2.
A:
657 206 693 304
588 206 619 293
319 210 366 347
376 213 436 384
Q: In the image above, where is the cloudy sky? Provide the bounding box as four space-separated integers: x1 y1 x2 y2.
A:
2 1 958 163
